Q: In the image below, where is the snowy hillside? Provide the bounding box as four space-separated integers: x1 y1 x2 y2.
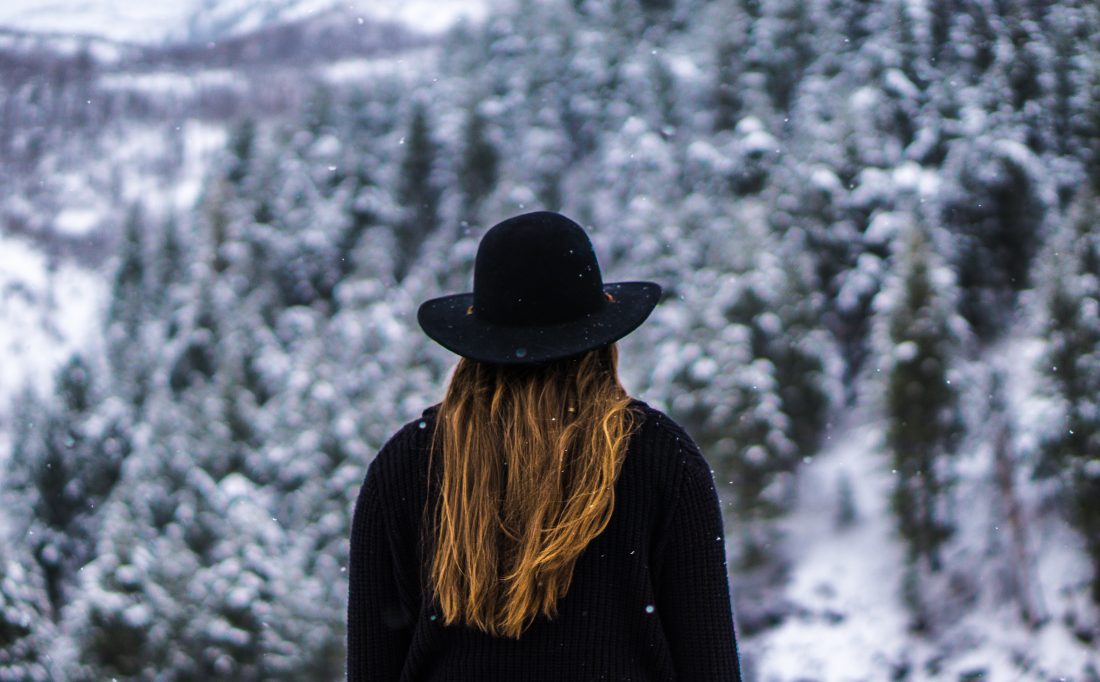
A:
2 0 1099 679
0 4 434 432
0 236 104 425
0 0 488 44
750 336 1098 679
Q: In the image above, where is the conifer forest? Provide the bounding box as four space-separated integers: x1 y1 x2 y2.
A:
1 0 1099 679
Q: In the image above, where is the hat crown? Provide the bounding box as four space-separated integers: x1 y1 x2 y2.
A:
472 211 606 325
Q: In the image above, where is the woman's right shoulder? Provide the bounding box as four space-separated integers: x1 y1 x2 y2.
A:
626 398 715 516
629 398 693 443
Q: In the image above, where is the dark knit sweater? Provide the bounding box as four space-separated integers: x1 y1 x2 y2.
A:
347 398 742 681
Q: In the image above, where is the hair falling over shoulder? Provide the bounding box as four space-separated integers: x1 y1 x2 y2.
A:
425 342 639 639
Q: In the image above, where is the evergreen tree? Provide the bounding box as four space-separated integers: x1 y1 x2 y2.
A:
835 471 858 529
69 390 329 680
891 0 924 89
203 180 234 277
831 0 875 47
711 32 745 133
1083 53 1100 194
938 137 1048 341
394 101 441 281
874 221 966 587
106 203 148 337
226 117 256 187
457 103 499 225
336 159 378 281
746 0 816 114
4 356 130 621
1035 185 1100 604
643 220 835 578
646 52 679 136
762 233 837 459
0 537 52 682
303 85 334 139
104 204 174 410
169 274 221 395
153 213 187 316
926 0 955 68
1003 17 1044 113
958 1 998 79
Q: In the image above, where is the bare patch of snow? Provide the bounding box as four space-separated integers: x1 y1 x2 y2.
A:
0 234 105 426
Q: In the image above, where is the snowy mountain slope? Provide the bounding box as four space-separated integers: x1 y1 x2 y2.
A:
746 335 1100 680
0 0 488 45
747 415 911 679
0 32 428 430
0 235 104 429
1 0 1098 677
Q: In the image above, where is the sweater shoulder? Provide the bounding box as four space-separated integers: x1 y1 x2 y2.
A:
368 404 440 476
627 399 714 487
628 399 705 458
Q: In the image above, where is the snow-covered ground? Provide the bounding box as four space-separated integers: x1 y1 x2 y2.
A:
319 47 437 85
746 335 1100 680
0 234 104 424
749 411 912 680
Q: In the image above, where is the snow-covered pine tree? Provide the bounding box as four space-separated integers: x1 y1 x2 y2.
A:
394 100 441 282
642 271 791 566
708 5 749 134
762 231 838 460
1001 14 1049 152
1035 184 1100 604
457 102 499 227
226 117 256 188
67 432 317 680
104 203 156 410
1083 42 1100 194
3 356 130 622
62 436 187 679
872 218 967 625
639 214 835 630
303 85 335 140
0 534 52 682
745 0 816 115
938 137 1049 342
152 212 187 317
105 203 148 336
333 156 381 284
168 271 221 396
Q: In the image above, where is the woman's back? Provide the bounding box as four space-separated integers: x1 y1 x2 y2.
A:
347 398 741 681
346 211 741 680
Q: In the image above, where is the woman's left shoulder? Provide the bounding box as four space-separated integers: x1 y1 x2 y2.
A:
370 403 441 472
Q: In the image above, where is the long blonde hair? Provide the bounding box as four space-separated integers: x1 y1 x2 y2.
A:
425 342 638 639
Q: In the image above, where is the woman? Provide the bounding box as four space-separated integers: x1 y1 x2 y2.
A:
347 211 742 681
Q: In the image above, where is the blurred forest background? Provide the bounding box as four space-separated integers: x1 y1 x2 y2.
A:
1 0 1100 679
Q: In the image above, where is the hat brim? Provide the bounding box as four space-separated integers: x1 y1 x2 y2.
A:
417 281 662 365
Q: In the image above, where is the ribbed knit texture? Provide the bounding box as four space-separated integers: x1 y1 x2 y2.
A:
347 398 742 681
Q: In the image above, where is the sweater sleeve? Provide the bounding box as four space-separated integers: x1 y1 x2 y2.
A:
347 459 414 682
654 437 743 681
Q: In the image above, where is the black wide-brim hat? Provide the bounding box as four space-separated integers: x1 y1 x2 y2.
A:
417 211 662 365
